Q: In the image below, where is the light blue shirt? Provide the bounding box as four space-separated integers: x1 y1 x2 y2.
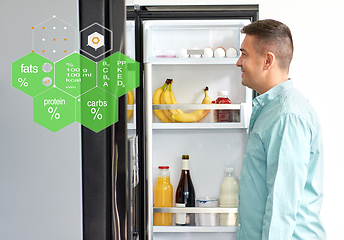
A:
236 80 326 240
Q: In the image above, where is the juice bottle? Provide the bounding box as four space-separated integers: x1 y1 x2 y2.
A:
219 168 239 226
215 91 231 122
153 166 173 226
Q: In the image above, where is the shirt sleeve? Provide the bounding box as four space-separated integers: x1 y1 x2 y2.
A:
262 114 311 240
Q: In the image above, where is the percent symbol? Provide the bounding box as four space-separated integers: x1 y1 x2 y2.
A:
48 107 60 119
91 108 103 120
66 63 73 67
18 78 28 87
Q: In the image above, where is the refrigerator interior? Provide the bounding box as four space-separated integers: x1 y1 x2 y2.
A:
144 19 252 240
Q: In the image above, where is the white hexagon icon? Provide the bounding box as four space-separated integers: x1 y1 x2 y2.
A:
80 23 113 59
87 32 104 50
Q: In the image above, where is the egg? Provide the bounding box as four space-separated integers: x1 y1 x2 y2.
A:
214 47 226 58
226 47 238 58
203 47 214 58
178 48 189 58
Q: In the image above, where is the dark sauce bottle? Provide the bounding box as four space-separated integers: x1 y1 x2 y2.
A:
175 155 196 226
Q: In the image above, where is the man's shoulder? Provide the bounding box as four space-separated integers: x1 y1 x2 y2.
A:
270 87 321 132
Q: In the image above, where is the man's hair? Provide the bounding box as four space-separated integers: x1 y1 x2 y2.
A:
241 19 293 70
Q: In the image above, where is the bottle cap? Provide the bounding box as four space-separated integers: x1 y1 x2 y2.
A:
225 167 235 173
158 166 169 169
218 91 228 96
182 155 189 159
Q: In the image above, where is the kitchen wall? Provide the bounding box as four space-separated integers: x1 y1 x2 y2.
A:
0 1 82 240
131 0 344 239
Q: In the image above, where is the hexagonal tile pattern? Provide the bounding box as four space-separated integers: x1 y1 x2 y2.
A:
33 87 75 132
12 15 140 132
76 87 118 132
32 15 76 62
12 52 54 97
98 52 139 97
55 53 96 97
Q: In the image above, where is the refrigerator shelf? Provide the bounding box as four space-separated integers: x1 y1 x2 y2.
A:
152 122 246 129
153 103 241 110
151 103 250 128
147 58 239 65
127 123 136 129
127 103 136 129
127 104 135 110
154 207 237 213
153 226 238 233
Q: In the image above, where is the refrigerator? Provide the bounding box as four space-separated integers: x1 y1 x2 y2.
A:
81 3 258 240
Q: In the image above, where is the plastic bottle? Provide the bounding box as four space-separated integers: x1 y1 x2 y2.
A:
153 166 173 226
215 91 231 122
219 168 239 226
175 155 196 226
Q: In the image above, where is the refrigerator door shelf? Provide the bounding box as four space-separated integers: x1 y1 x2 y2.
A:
153 226 238 233
147 58 239 65
153 103 241 110
152 103 250 129
153 207 237 213
153 208 238 233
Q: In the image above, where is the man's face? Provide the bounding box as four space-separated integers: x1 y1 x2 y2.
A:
236 35 264 91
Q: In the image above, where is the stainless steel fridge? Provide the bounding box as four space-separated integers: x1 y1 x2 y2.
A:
80 3 258 240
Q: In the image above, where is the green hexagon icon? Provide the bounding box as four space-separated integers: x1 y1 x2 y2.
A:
98 51 139 97
12 52 54 97
55 53 96 97
33 88 75 132
76 87 118 133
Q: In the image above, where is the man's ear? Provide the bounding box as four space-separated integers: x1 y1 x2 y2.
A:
263 52 275 70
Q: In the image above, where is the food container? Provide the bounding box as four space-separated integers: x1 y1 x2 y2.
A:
196 197 218 226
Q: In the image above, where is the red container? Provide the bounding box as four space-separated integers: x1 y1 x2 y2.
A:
215 91 231 122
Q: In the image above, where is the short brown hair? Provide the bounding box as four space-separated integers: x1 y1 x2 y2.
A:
241 19 293 70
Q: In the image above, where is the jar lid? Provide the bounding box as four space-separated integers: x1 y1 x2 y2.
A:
218 90 228 96
225 167 235 173
158 166 169 169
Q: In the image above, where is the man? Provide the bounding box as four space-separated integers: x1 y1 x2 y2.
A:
235 19 326 240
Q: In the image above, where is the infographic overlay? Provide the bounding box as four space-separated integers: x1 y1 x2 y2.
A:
12 16 139 133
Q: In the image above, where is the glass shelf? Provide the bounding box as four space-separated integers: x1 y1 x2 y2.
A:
152 103 250 129
153 207 237 213
147 57 239 65
127 104 136 129
153 207 238 233
153 226 238 233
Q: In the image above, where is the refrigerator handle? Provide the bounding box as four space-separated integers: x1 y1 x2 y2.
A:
144 63 153 240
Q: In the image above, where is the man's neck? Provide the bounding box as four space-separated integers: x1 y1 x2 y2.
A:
257 72 289 95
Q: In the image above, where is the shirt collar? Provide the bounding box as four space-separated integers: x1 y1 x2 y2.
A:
253 79 294 107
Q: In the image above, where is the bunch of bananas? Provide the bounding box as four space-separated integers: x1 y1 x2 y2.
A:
153 79 212 123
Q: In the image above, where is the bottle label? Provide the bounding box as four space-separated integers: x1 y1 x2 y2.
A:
175 203 186 224
181 160 189 170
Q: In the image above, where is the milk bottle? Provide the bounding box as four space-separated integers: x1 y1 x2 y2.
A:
219 168 238 226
